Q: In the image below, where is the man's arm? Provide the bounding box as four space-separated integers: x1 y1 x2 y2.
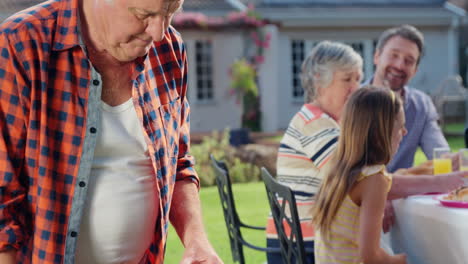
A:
0 31 30 258
419 95 449 159
387 171 466 200
168 37 221 263
170 181 222 264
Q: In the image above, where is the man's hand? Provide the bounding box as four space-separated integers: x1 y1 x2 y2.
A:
180 240 223 264
170 180 223 264
382 201 395 233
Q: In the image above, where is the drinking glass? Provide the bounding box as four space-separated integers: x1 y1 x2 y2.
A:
433 147 452 175
459 148 468 172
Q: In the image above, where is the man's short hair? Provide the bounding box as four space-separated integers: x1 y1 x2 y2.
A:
376 24 424 64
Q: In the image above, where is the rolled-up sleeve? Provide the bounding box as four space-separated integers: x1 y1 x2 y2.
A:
420 96 449 159
0 32 30 251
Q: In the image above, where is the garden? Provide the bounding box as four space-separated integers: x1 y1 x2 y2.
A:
164 123 466 264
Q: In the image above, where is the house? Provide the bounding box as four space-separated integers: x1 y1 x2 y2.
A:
1 0 466 132
0 0 40 21
179 0 467 132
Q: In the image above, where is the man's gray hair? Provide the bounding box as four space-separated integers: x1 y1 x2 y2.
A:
300 41 363 102
375 24 424 64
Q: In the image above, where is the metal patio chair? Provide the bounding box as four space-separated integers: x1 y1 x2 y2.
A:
210 155 280 264
261 167 312 264
465 126 468 148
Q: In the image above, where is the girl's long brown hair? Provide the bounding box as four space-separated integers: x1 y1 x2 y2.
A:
312 86 402 239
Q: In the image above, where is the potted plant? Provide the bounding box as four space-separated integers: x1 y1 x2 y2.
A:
228 58 259 146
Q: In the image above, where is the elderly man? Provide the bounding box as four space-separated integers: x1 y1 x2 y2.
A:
0 0 222 263
370 25 450 173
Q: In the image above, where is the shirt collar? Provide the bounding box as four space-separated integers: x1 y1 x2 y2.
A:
365 76 408 104
52 0 81 51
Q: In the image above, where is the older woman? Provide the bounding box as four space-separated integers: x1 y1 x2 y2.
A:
265 41 465 264
266 41 363 264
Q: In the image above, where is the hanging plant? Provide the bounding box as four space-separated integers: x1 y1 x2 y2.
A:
229 58 258 103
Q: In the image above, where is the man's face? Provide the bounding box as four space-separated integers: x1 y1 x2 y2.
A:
373 36 419 92
95 0 182 62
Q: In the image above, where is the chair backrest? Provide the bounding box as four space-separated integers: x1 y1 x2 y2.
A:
210 155 246 264
465 126 468 148
261 167 308 264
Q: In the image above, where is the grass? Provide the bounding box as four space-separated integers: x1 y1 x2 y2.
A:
165 135 465 264
413 136 464 165
165 182 270 264
442 123 465 135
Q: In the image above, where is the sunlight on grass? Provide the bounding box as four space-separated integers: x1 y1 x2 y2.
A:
414 136 464 166
442 123 465 134
165 182 269 264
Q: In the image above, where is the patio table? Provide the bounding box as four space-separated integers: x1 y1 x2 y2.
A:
389 194 468 264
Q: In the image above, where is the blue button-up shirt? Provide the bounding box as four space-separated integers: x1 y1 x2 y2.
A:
387 86 448 172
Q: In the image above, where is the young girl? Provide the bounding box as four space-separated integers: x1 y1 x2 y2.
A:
312 86 407 264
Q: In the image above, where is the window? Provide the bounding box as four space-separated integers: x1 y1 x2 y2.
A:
291 40 305 100
195 40 213 102
346 40 380 80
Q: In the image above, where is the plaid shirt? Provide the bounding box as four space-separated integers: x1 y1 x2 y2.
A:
0 0 199 263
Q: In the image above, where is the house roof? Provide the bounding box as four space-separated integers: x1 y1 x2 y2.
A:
258 0 446 8
449 0 468 9
0 0 41 13
183 0 246 12
0 0 42 20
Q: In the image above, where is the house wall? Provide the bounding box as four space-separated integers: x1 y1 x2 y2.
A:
178 8 462 133
180 30 244 132
263 25 459 131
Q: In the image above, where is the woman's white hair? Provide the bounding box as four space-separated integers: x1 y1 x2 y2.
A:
300 41 363 102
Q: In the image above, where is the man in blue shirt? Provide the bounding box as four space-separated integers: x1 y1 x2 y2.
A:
370 25 449 172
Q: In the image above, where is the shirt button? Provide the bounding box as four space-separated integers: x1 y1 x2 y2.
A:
93 79 100 86
79 181 86 187
90 127 97 133
70 231 77 237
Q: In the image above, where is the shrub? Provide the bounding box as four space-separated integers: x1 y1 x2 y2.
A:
190 129 260 186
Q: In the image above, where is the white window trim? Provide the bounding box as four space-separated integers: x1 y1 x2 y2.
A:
187 38 215 105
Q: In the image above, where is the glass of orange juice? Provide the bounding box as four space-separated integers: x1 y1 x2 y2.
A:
433 147 452 175
459 148 468 172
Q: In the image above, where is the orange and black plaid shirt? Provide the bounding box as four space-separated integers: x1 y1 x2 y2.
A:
0 0 199 263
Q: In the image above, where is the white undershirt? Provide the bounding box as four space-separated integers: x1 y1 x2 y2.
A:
75 98 158 264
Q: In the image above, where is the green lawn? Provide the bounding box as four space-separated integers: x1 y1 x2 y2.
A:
413 136 465 165
165 135 465 264
165 182 270 264
442 123 465 135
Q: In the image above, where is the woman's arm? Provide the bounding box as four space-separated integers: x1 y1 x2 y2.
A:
357 173 406 264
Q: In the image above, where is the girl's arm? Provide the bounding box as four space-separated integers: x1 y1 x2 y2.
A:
388 172 465 200
357 173 406 264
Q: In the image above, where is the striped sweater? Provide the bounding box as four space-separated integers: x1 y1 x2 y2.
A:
266 104 339 241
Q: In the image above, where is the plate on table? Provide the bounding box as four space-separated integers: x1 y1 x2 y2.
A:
422 192 443 196
435 195 468 209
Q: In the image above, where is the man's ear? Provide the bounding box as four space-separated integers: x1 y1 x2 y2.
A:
373 50 380 66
